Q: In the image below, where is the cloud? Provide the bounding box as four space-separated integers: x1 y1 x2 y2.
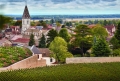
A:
102 0 116 2
51 0 74 4
0 0 120 15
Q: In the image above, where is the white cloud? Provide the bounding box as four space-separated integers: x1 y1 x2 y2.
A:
1 0 120 15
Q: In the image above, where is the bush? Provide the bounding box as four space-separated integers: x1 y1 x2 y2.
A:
112 49 120 56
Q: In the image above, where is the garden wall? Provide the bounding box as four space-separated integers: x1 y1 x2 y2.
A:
66 57 120 64
5 55 46 70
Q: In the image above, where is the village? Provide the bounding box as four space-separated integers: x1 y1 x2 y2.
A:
1 0 120 80
0 4 118 68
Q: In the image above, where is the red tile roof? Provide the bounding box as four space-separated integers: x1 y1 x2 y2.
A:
13 38 29 43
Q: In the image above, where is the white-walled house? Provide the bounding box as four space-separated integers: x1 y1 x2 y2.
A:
30 45 55 65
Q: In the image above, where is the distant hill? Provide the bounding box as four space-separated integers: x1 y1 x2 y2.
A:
6 14 120 20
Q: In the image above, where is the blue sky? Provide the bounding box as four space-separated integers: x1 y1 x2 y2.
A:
0 0 120 15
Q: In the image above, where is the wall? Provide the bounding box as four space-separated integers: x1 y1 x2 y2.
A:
66 57 120 64
43 57 56 65
6 55 46 70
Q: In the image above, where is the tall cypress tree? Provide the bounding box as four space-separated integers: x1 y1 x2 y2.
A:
29 33 35 46
39 34 46 48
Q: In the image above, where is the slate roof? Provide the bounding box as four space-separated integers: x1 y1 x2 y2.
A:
22 5 30 19
31 45 41 54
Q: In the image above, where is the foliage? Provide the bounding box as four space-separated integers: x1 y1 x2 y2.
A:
110 36 120 49
56 22 61 27
38 34 46 48
92 38 111 57
71 24 92 55
0 47 32 67
1 63 120 81
92 24 108 38
29 33 35 46
59 28 71 42
37 20 47 28
0 15 12 31
115 22 120 43
46 29 58 47
14 20 22 27
49 37 73 63
112 49 120 56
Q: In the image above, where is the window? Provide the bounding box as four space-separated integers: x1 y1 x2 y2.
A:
27 20 29 24
50 58 53 62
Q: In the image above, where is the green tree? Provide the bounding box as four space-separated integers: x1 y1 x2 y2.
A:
47 29 58 47
29 33 35 46
72 24 92 56
110 36 120 49
0 15 12 31
92 24 108 38
115 22 120 43
92 38 111 57
49 37 73 63
39 34 46 48
59 28 71 42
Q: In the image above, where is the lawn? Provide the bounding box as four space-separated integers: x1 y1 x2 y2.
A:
0 46 32 67
0 62 120 81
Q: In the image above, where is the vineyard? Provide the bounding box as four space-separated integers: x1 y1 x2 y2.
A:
0 62 120 81
0 46 32 67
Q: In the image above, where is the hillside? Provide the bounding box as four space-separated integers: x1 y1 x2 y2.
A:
0 47 32 67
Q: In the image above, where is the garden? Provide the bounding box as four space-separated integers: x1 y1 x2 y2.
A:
0 46 32 67
0 62 120 81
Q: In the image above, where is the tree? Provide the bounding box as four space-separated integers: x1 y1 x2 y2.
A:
92 38 111 57
47 29 58 47
59 28 71 42
115 22 120 43
38 34 46 48
49 37 73 63
92 24 108 38
110 36 120 49
29 33 35 46
71 24 92 56
0 15 12 31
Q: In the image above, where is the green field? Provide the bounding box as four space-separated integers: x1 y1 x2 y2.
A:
0 62 120 81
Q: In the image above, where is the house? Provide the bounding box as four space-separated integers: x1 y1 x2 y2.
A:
30 45 55 65
105 24 116 37
0 38 12 47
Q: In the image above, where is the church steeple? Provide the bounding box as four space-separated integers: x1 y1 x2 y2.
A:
22 5 30 19
21 2 31 34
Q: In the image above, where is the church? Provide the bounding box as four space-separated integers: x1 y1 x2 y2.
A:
21 4 43 46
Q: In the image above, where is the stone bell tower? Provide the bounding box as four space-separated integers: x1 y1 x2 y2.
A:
21 4 30 33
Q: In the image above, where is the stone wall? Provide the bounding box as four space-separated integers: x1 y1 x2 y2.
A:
66 57 120 64
5 55 46 70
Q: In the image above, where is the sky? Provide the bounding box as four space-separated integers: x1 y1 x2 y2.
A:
0 0 120 15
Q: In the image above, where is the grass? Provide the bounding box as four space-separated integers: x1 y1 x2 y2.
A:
0 46 32 67
0 62 120 81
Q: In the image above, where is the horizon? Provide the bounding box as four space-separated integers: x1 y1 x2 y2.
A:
0 0 120 15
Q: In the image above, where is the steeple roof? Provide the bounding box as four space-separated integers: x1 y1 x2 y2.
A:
22 5 30 19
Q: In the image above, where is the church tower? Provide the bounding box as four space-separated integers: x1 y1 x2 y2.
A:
21 5 30 33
